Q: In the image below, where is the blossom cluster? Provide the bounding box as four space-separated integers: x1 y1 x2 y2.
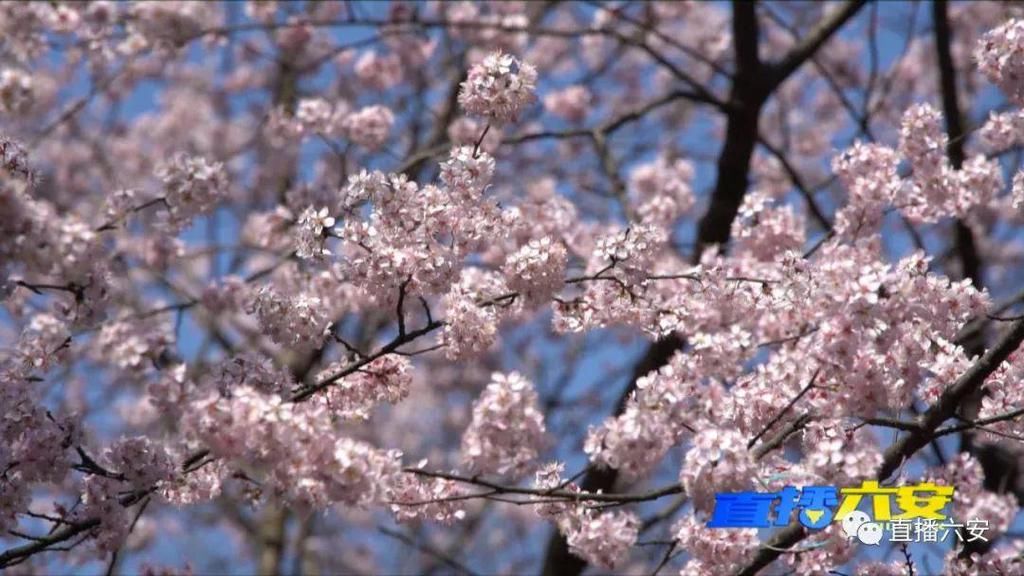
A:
390 467 467 525
531 463 640 569
314 355 413 420
461 372 547 477
186 385 403 508
0 68 33 114
246 285 333 351
441 268 511 359
976 18 1024 104
501 236 568 306
628 155 696 227
156 153 229 232
458 51 538 123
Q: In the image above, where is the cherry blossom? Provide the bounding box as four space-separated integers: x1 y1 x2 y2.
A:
5 4 1024 575
461 372 547 477
155 153 229 232
294 206 335 260
343 105 394 150
458 51 537 123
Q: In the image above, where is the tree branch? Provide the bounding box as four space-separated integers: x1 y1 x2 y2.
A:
736 317 1024 575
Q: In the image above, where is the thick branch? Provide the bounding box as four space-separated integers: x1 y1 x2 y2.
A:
0 519 99 569
766 1 869 92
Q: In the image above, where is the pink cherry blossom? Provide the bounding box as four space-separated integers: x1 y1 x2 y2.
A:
458 51 537 123
5 5 1024 575
461 372 546 477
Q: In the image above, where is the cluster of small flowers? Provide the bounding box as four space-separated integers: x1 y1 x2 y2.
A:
134 234 185 271
70 442 172 554
930 454 1019 542
899 103 947 173
561 507 639 570
752 244 989 418
147 364 192 417
57 275 111 329
381 19 437 68
244 0 277 23
458 51 537 123
552 225 666 333
802 420 883 485
15 313 70 371
447 4 528 53
584 402 675 480
731 191 806 261
977 110 1024 152
337 168 389 210
124 1 219 52
584 353 700 480
314 355 413 420
780 525 857 576
501 236 567 306
680 427 758 512
552 284 650 334
441 268 511 359
949 155 1003 217
0 68 33 114
56 217 106 280
159 458 228 506
200 275 247 315
460 372 546 477
943 545 1024 576
242 206 294 251
93 318 171 374
719 351 817 440
1 184 109 307
1013 170 1024 211
354 50 404 90
898 105 1004 222
337 163 514 305
0 136 34 183
390 466 467 524
0 361 76 533
526 179 582 236
543 85 591 122
341 220 457 305
531 462 576 518
156 153 228 232
0 3 51 62
628 155 696 228
75 475 130 552
246 286 332 351
831 141 901 237
439 146 496 200
976 18 1024 104
186 385 402 507
102 188 138 227
263 107 306 145
342 105 394 150
674 516 759 576
295 206 336 260
592 224 666 277
300 98 347 135
530 461 639 568
102 436 175 491
204 353 294 397
331 51 531 308
978 349 1024 438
